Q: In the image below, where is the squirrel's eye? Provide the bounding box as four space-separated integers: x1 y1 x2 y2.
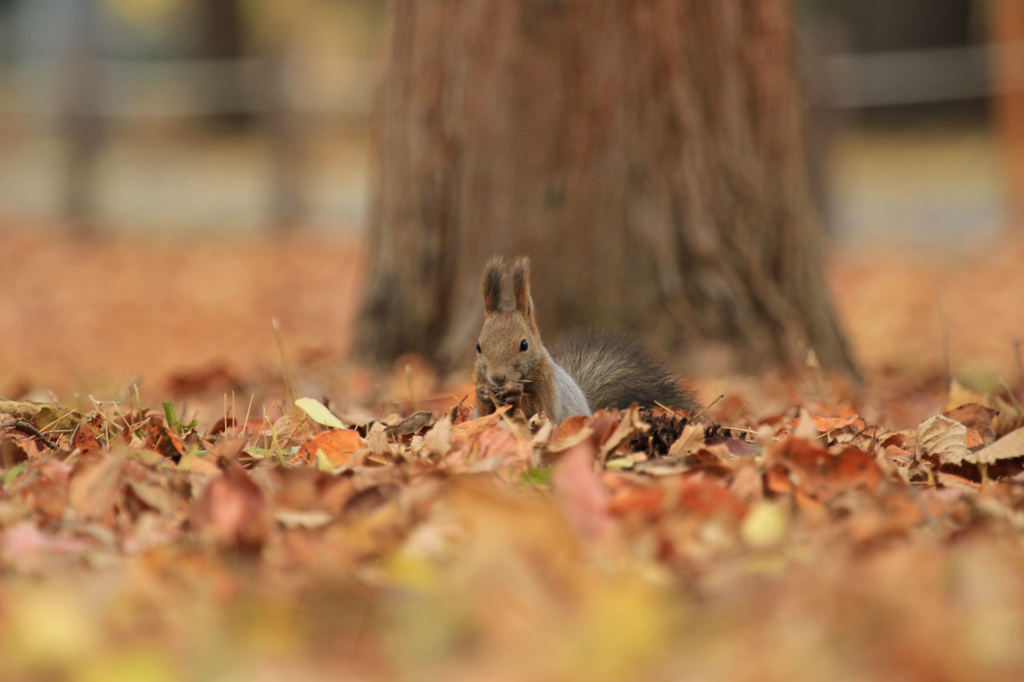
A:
476 343 481 354
519 339 528 352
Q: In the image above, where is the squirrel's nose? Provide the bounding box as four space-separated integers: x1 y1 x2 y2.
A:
488 372 507 386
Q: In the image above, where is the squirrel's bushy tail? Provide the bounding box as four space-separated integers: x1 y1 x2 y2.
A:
550 330 696 413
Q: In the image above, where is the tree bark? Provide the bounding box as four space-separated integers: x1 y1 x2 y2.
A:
990 0 1024 231
358 0 857 377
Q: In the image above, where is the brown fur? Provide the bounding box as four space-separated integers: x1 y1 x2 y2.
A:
550 330 696 411
475 256 694 420
475 257 555 418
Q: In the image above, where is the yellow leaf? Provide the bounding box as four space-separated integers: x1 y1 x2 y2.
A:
294 397 344 429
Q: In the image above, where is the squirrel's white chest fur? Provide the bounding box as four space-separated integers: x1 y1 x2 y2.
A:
551 358 591 421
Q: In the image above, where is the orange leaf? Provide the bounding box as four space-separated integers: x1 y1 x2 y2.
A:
767 438 882 502
297 429 364 467
812 415 865 433
143 419 185 461
556 415 588 441
676 477 746 521
451 406 510 444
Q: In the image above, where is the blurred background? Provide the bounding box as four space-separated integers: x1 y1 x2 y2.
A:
0 0 1023 407
0 0 1014 240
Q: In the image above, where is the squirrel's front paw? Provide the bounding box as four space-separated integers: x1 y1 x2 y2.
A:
476 383 524 415
475 384 497 416
494 382 524 410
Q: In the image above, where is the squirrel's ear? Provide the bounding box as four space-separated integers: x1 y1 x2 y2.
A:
511 257 532 317
481 258 504 315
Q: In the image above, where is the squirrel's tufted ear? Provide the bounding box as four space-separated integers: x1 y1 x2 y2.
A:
481 258 505 315
511 257 532 317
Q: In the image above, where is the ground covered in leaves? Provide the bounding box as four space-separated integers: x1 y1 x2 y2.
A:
4 376 1024 682
7 230 1024 680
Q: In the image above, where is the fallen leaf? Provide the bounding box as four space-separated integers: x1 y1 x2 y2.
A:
812 414 865 433
450 406 511 444
918 415 969 465
553 439 611 539
143 419 185 462
297 429 364 467
295 397 345 429
0 437 28 470
970 427 1024 465
597 406 650 463
667 424 705 457
189 458 269 552
676 477 747 521
126 479 187 520
944 379 991 412
385 411 434 438
767 439 882 502
68 451 126 520
421 416 452 459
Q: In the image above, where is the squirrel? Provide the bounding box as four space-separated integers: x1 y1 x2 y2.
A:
473 256 695 422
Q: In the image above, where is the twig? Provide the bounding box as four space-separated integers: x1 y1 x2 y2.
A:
2 420 59 449
405 363 419 412
721 425 781 441
691 394 724 420
242 394 255 440
937 289 951 386
487 396 525 442
999 376 1024 416
272 317 298 410
1013 338 1024 403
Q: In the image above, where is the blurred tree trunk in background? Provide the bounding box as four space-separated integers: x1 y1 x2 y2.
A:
990 0 1024 230
196 0 248 128
358 0 856 376
61 0 102 234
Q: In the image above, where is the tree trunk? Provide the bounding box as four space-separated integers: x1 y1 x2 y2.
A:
990 0 1024 231
358 0 857 377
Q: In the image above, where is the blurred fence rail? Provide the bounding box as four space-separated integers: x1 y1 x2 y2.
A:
828 42 1024 108
0 35 1021 235
0 58 373 119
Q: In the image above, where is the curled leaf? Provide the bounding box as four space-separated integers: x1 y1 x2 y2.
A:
918 415 969 465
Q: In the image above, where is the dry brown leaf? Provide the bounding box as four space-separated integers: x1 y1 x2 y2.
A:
944 379 991 412
812 414 866 434
422 416 452 459
177 453 219 476
597 406 650 463
142 420 185 461
451 406 511 445
385 411 434 438
556 415 588 441
767 439 882 502
68 452 126 519
667 423 705 457
944 403 999 434
794 408 818 440
125 479 187 520
0 437 28 470
189 458 269 552
676 477 747 521
918 415 969 465
969 427 1024 465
